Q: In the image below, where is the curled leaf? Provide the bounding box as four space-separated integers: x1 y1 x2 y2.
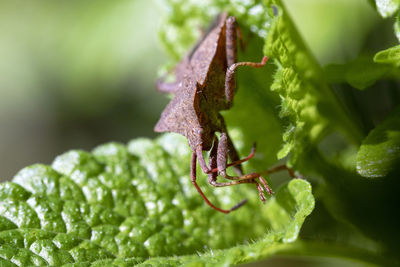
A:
324 56 391 90
357 106 400 177
374 45 400 67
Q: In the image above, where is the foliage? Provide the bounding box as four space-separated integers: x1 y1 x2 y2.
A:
0 136 313 266
356 106 400 177
1 0 400 266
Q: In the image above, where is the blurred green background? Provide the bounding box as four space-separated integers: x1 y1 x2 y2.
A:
0 0 169 180
0 0 384 181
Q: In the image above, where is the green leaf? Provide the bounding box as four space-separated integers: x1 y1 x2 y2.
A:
263 1 365 164
375 0 400 18
374 45 400 66
356 106 400 177
324 56 391 90
135 178 315 266
0 134 315 266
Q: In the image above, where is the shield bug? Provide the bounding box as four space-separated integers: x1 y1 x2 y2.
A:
155 13 292 213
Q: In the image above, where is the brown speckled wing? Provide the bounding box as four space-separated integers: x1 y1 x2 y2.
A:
154 78 199 136
189 12 228 86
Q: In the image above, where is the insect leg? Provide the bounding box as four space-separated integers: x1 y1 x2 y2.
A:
196 145 211 174
216 132 232 178
210 134 299 179
226 16 238 70
216 120 243 175
225 56 269 104
216 132 255 180
208 172 272 203
196 139 258 177
261 164 300 178
215 132 273 196
209 143 256 174
208 137 219 185
209 142 258 203
209 136 268 202
190 152 247 213
225 16 238 105
226 132 244 176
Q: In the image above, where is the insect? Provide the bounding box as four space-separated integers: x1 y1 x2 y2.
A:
155 13 291 213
